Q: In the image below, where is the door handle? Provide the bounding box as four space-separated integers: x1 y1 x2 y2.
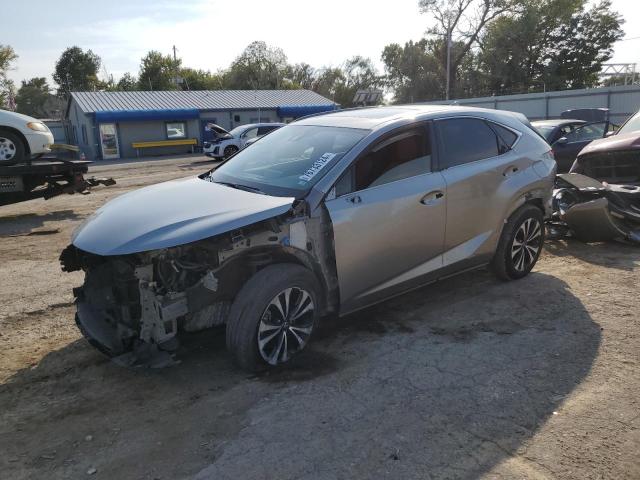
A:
503 165 519 177
420 191 444 205
346 195 361 204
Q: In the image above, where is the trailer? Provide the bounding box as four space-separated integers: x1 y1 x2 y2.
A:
0 158 115 207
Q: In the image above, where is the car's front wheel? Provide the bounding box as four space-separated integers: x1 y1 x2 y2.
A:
223 145 239 158
226 264 320 372
491 204 545 281
0 129 26 165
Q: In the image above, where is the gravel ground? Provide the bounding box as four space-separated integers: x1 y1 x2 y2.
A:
0 155 638 479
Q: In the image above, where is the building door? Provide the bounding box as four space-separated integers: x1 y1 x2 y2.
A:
99 123 120 159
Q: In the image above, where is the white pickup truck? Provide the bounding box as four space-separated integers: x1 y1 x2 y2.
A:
0 109 54 165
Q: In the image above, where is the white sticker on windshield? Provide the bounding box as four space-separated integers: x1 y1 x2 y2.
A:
299 152 337 182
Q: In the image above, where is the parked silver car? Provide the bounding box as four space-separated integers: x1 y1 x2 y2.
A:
61 106 556 371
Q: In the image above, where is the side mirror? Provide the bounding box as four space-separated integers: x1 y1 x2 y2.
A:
554 137 568 146
605 131 615 138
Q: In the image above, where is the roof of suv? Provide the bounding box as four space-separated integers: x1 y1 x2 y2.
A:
295 105 525 130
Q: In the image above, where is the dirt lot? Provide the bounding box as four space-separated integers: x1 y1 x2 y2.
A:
0 155 638 479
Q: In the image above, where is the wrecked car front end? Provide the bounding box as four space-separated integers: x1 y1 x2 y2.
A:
60 176 337 367
549 131 640 244
548 173 640 244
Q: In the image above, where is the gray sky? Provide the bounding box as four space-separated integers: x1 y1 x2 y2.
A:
5 0 640 87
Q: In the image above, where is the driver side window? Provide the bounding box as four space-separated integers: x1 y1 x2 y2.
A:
335 127 431 196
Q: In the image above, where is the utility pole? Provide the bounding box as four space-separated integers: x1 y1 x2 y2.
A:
445 23 451 101
173 45 179 88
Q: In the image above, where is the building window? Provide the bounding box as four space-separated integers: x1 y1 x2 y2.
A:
81 125 88 144
234 114 241 122
166 122 187 139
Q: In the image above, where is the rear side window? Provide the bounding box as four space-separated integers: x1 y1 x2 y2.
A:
437 118 499 168
490 123 518 150
353 128 431 191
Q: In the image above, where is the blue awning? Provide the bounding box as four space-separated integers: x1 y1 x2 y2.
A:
277 104 337 118
94 108 199 123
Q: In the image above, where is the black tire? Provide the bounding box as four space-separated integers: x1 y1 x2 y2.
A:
223 145 239 158
491 204 545 281
0 129 27 166
226 264 320 372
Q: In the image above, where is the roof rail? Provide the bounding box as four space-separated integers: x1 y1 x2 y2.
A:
291 105 380 123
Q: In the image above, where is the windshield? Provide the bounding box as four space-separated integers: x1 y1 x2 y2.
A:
533 125 556 142
618 111 640 135
207 124 369 197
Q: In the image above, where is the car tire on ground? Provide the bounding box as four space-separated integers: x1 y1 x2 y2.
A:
491 204 545 281
0 129 26 166
223 145 239 158
226 263 320 372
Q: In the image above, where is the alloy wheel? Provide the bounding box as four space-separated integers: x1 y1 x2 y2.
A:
511 218 542 272
0 137 16 161
258 287 315 365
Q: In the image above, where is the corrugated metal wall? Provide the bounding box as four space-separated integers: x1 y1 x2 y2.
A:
425 85 640 125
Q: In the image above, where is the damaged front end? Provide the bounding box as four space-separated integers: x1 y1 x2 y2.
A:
59 174 339 367
61 210 335 367
548 173 640 244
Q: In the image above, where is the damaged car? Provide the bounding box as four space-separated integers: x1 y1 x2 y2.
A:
61 106 556 371
547 129 640 244
549 173 640 244
570 130 640 185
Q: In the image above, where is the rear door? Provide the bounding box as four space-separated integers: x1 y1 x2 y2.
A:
325 123 447 311
435 117 525 266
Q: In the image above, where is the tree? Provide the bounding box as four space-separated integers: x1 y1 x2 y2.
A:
479 0 624 94
53 46 102 96
288 63 316 90
335 56 383 107
382 39 445 102
179 68 223 90
419 0 519 97
15 77 51 117
0 45 18 108
115 73 139 91
310 58 382 107
223 41 289 89
138 51 181 90
311 67 345 101
545 0 624 89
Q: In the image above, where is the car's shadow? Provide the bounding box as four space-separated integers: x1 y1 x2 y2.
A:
1 270 599 479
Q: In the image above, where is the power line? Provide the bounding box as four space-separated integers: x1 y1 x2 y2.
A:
618 36 640 42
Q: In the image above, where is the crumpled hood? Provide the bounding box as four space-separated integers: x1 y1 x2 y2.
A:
72 177 294 256
578 131 640 157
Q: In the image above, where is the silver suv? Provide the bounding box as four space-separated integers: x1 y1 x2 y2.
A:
61 106 556 371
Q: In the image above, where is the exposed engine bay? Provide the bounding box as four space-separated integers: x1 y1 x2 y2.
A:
60 211 337 368
548 173 640 244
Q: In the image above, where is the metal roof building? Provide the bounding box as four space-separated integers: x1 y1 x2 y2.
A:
65 90 337 160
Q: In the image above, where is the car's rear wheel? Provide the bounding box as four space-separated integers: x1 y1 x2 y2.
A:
0 129 26 166
491 204 545 281
226 264 320 372
223 145 239 158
